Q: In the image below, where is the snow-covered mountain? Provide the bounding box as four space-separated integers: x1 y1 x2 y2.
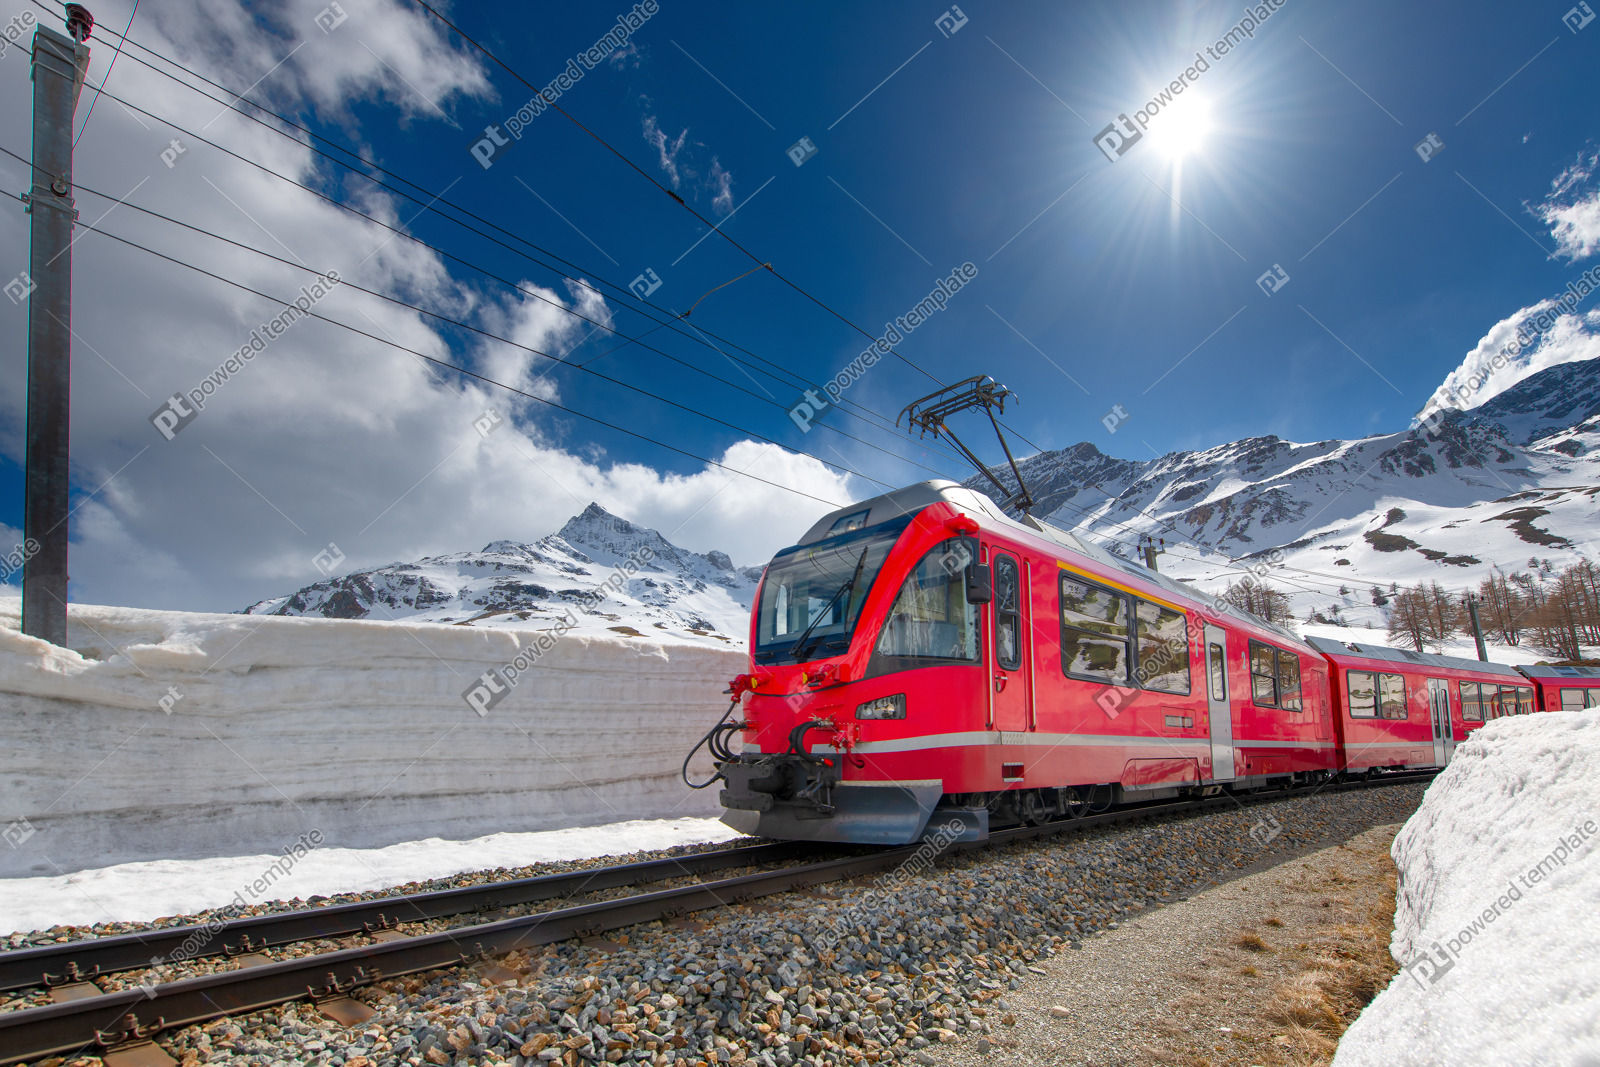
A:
969 357 1600 626
244 504 761 646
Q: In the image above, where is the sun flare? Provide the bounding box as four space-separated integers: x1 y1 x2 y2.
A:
1147 93 1215 161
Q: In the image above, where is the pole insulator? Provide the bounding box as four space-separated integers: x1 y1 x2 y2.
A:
65 4 93 42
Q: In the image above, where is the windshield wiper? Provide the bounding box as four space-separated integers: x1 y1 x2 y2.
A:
791 545 871 662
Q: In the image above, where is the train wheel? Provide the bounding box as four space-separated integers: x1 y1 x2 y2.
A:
1017 789 1050 826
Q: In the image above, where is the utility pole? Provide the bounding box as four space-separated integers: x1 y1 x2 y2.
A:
20 5 91 646
1465 592 1489 662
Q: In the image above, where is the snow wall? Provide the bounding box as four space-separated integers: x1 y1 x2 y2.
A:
1333 709 1600 1065
0 597 744 877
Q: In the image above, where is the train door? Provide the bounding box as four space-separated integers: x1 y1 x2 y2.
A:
988 551 1031 732
1204 624 1235 780
1427 678 1454 765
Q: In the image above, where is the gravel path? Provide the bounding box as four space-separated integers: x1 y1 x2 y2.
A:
916 823 1404 1066
25 782 1426 1067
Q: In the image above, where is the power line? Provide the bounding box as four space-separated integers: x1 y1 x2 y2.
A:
0 159 913 497
24 13 959 464
15 8 1470 605
39 205 858 511
407 0 1054 457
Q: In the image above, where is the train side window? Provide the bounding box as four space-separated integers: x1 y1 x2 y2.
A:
1249 641 1279 706
1590 688 1600 708
1561 688 1588 711
993 555 1021 671
1498 685 1517 718
1278 652 1303 712
1379 673 1407 719
1059 574 1130 684
1135 599 1190 695
1518 688 1534 715
1208 643 1227 702
1461 682 1484 721
1348 671 1377 718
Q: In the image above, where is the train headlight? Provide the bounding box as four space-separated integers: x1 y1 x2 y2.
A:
856 694 906 720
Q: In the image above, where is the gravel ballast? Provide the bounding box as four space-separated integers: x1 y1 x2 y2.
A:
26 782 1427 1066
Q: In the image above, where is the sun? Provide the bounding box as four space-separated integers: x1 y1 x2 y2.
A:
1147 93 1215 161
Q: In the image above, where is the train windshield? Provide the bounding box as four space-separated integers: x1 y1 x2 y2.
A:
753 517 910 664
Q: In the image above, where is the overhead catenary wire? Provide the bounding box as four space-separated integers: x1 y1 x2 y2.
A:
35 206 861 511
406 0 1055 457
0 163 913 498
11 10 1473 607
15 12 958 462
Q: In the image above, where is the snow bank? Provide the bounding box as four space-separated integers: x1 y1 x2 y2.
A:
0 595 744 879
0 817 735 932
1333 710 1600 1065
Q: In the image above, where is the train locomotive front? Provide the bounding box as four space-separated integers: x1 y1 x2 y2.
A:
714 485 1001 845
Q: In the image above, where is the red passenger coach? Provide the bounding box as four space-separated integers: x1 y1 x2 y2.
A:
711 482 1338 845
1520 665 1600 712
1306 638 1534 772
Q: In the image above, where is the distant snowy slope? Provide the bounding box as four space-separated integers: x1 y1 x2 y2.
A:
1332 710 1600 1065
967 359 1600 629
245 503 760 646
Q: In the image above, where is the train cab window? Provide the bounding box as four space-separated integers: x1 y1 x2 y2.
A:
1059 574 1131 684
1347 671 1378 718
871 541 980 670
1208 643 1227 702
1134 600 1190 694
1379 674 1407 720
1461 682 1484 722
993 555 1022 672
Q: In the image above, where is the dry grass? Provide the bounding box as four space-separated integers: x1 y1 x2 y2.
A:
1135 827 1402 1067
1232 931 1271 953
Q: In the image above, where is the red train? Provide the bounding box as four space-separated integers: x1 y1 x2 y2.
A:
708 482 1583 845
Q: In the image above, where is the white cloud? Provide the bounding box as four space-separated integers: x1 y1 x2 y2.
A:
1533 148 1600 261
641 114 687 187
1422 302 1600 416
640 114 735 214
709 158 734 215
0 0 843 614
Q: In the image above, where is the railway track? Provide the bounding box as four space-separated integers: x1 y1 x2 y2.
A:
0 771 1434 1066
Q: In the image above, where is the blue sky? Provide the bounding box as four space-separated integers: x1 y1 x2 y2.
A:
429 0 1599 457
0 0 1597 609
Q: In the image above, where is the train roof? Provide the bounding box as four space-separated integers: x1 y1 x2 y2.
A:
1303 636 1525 679
798 480 1310 649
1518 664 1600 679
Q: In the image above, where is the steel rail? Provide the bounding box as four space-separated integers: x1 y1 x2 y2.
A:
0 840 807 994
0 772 1434 1065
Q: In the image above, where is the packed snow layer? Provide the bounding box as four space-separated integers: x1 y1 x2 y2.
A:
1333 710 1600 1065
0 816 737 933
0 594 744 879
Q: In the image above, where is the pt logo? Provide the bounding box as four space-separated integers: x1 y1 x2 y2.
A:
630 268 663 300
469 124 511 169
788 388 831 433
1414 132 1445 163
462 669 510 717
786 136 818 167
1093 114 1142 162
1256 264 1290 296
149 394 200 441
